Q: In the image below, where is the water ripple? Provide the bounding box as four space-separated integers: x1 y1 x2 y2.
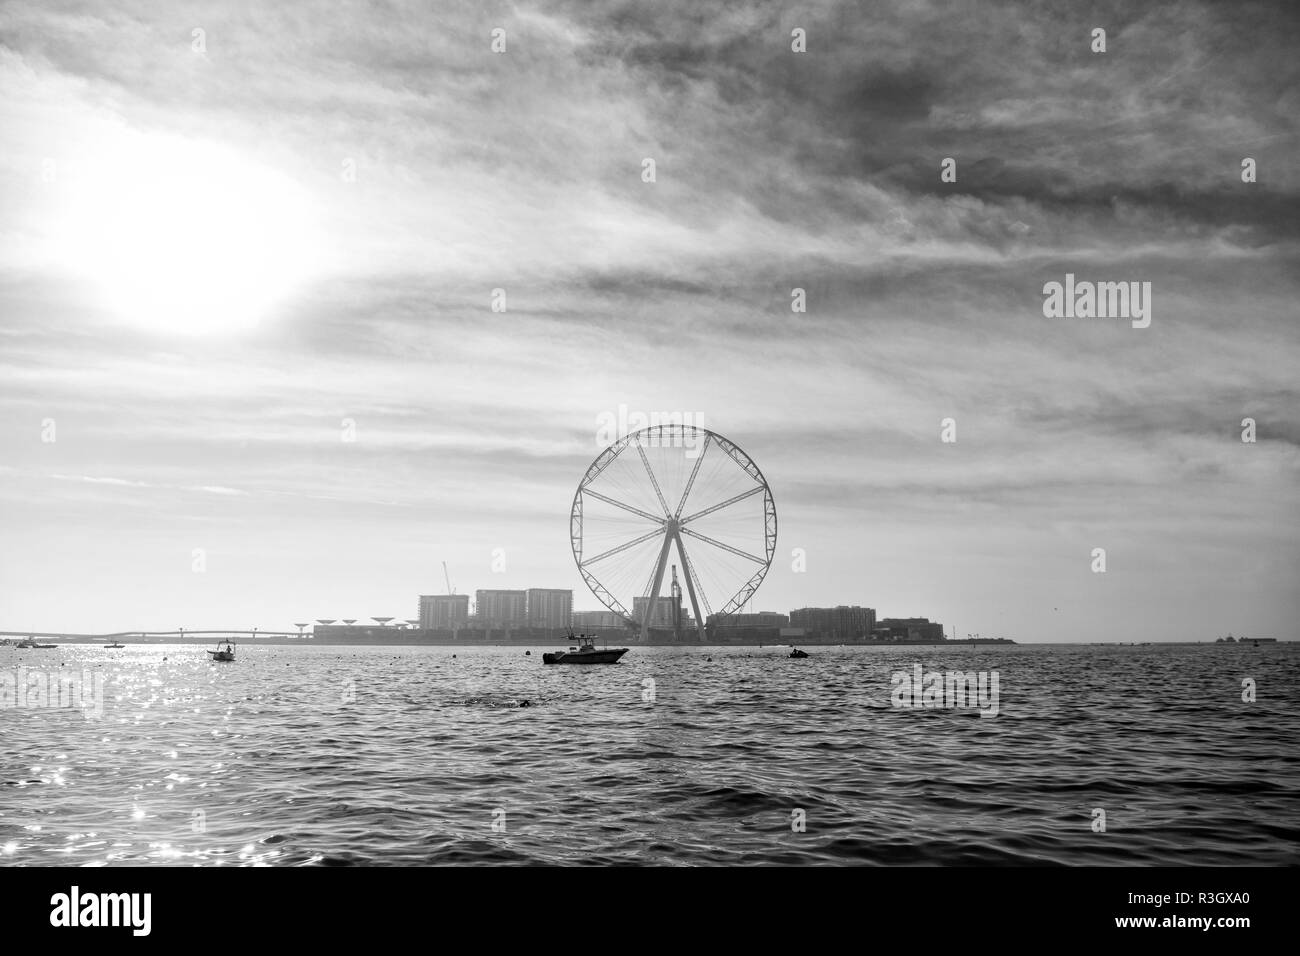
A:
0 643 1297 865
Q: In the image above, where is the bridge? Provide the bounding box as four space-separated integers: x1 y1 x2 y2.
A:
0 629 305 642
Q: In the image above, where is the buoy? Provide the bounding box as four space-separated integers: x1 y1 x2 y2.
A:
519 700 531 708
525 650 531 656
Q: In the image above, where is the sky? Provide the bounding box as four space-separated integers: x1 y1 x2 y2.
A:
0 0 1297 640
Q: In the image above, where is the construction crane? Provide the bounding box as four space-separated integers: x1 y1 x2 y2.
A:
442 561 455 595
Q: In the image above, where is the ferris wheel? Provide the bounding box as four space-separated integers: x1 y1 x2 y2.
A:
570 425 777 641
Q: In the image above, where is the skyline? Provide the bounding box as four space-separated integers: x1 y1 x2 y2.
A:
1 0 1298 641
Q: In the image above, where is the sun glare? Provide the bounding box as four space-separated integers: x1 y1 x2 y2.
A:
59 132 321 335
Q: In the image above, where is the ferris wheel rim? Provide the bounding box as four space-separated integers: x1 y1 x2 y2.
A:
569 425 777 629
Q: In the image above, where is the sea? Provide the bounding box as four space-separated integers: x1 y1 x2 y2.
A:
1 642 1297 866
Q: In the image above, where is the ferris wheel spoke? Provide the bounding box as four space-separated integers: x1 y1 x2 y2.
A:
581 526 666 568
634 438 673 518
672 434 711 518
582 487 666 524
679 526 766 565
678 484 764 526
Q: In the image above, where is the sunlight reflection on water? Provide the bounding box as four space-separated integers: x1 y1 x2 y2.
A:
1 642 1297 865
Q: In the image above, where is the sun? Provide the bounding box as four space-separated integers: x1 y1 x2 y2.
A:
59 131 321 335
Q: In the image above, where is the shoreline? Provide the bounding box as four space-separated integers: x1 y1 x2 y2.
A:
2 634 1290 648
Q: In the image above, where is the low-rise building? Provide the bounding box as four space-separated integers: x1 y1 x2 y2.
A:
876 618 945 642
726 611 790 627
572 609 627 629
788 605 876 640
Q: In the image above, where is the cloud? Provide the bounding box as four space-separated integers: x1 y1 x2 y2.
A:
0 0 1296 639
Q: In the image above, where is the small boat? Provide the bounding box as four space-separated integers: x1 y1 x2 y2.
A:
789 648 809 659
15 641 57 649
105 642 126 649
542 633 628 665
206 640 236 663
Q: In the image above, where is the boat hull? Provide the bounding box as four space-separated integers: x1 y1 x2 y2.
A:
207 652 235 662
542 648 628 665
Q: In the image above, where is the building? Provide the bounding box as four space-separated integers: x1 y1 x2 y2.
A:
475 589 528 625
723 611 789 627
788 605 876 640
526 588 573 629
418 594 469 630
572 610 627 629
633 595 682 627
876 618 945 642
